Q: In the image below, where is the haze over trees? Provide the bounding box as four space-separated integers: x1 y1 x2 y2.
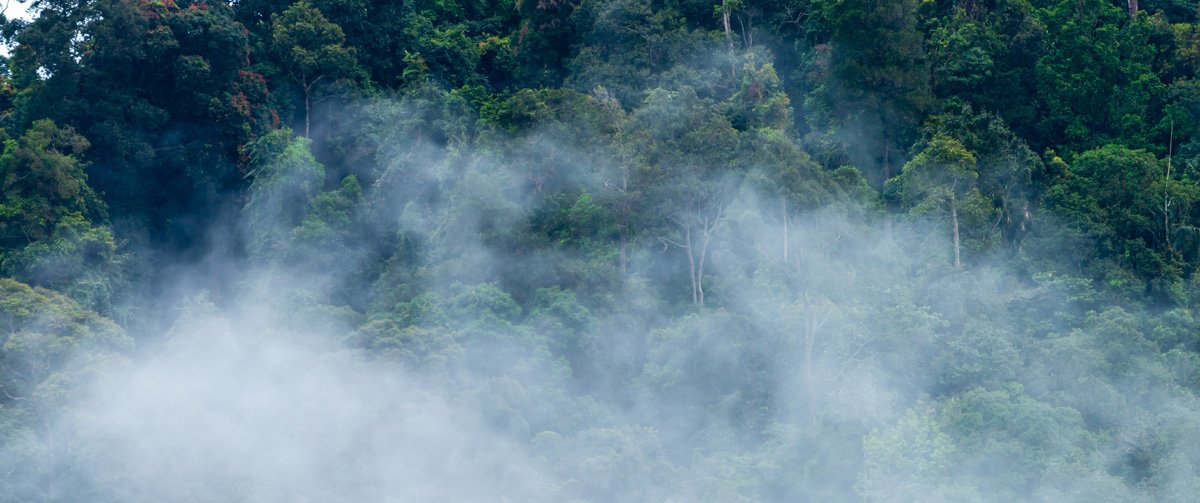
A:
5 0 1200 501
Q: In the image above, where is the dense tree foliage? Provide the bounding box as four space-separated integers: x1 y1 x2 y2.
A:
6 0 1200 500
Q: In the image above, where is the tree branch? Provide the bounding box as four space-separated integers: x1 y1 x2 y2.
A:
0 384 27 401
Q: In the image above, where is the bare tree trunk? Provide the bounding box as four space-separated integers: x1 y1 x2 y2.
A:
882 139 893 240
745 12 753 48
1128 0 1138 17
951 197 961 268
1166 119 1174 252
722 4 738 77
668 207 721 306
782 199 789 262
611 172 631 277
736 10 753 49
619 232 627 276
697 217 712 306
298 75 324 138
723 8 734 50
685 220 698 305
304 84 312 138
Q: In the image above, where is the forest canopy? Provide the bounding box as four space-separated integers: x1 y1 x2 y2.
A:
4 0 1200 501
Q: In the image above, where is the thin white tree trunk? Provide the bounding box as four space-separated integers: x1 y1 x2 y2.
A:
619 232 627 276
783 199 789 262
685 220 697 305
301 75 312 138
951 197 961 268
697 217 711 306
723 9 734 50
1166 119 1174 251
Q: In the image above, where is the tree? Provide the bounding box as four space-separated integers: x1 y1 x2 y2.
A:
271 1 358 137
717 0 741 51
725 57 792 131
2 213 124 315
0 120 101 248
939 385 1093 500
816 0 932 184
920 1 1044 141
920 103 1041 251
927 10 995 101
889 134 992 268
591 88 645 277
742 128 833 262
858 406 974 501
634 87 741 305
285 174 373 306
566 0 710 107
1033 0 1164 153
1043 145 1193 300
0 278 131 500
783 294 837 424
512 0 579 85
243 129 325 259
7 0 275 251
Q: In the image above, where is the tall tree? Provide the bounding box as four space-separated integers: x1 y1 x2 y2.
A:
1043 145 1196 300
816 0 932 184
7 0 274 250
1034 0 1164 154
0 120 100 248
243 129 325 259
889 134 992 268
0 278 131 500
271 0 357 138
635 88 741 305
920 104 1041 252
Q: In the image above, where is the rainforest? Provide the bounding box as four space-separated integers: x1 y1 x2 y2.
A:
4 0 1200 501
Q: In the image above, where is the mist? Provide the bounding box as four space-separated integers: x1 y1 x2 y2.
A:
11 108 1191 502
